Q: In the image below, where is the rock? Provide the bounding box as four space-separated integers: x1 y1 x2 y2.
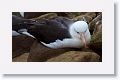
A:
89 14 102 34
93 20 102 35
27 41 78 62
63 13 76 19
88 13 102 58
57 12 76 18
12 53 29 62
85 12 97 19
28 41 101 62
89 18 102 56
96 12 102 16
12 35 35 58
89 31 102 56
31 13 58 20
58 12 83 19
24 12 48 19
79 12 87 15
47 51 100 62
24 12 73 19
72 15 93 23
50 12 85 18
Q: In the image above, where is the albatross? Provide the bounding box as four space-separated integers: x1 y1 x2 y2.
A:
12 16 91 49
41 21 91 48
25 18 91 49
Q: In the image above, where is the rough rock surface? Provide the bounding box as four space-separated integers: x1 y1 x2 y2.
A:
24 12 48 19
89 31 102 56
85 12 97 19
27 41 100 62
13 53 29 62
72 15 93 23
93 20 102 35
32 13 58 20
23 12 80 19
47 51 100 62
27 41 77 62
89 14 102 34
12 35 35 58
89 15 102 57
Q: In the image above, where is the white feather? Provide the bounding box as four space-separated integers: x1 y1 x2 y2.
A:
21 32 35 38
41 38 82 49
12 31 20 36
20 12 24 17
18 29 35 38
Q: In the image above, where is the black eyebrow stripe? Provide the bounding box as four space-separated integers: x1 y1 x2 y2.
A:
74 28 87 33
74 28 79 33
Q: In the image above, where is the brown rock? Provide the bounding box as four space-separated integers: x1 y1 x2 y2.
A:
24 12 76 19
79 12 87 15
72 15 93 23
89 31 102 57
27 41 78 62
12 35 35 58
28 41 101 62
12 53 29 62
89 14 102 34
85 12 97 19
32 13 58 20
57 12 84 19
93 20 102 35
96 12 102 16
57 12 76 18
47 51 100 62
24 12 48 19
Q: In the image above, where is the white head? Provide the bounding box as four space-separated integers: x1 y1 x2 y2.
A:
69 21 90 48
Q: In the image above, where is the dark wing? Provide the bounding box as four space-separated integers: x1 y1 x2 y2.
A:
28 20 71 43
53 17 74 28
12 15 35 32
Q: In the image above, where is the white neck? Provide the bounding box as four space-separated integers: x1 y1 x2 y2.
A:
69 25 79 38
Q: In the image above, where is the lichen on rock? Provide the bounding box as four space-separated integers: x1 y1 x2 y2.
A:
89 14 102 34
47 51 100 62
32 13 58 20
89 31 102 56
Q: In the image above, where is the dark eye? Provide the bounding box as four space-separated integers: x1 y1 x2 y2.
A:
77 32 80 34
74 28 80 34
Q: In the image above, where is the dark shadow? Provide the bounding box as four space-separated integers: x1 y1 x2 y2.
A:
114 2 118 76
